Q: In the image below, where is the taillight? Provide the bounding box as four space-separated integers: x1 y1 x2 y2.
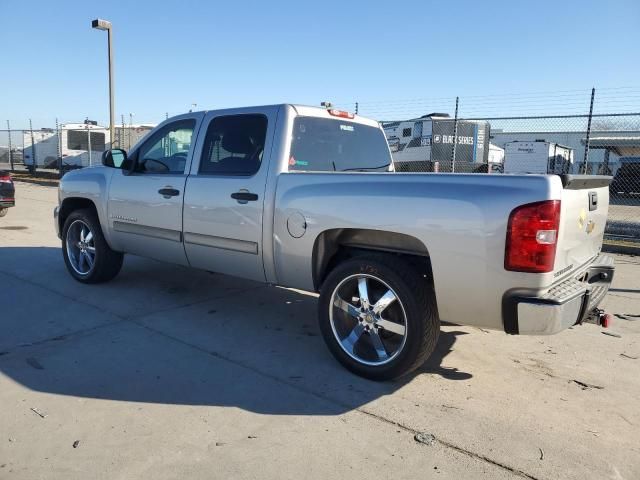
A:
327 109 355 119
505 200 561 273
0 174 11 184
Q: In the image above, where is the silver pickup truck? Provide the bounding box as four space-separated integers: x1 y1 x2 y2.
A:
54 104 615 380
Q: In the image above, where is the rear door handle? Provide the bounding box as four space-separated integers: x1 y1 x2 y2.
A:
158 187 180 197
231 191 259 203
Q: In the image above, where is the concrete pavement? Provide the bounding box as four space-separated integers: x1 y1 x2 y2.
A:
1 182 639 479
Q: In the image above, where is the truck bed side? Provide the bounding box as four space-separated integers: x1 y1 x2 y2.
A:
272 172 563 331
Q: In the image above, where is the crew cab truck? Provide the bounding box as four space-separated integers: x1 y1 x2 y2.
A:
54 104 615 380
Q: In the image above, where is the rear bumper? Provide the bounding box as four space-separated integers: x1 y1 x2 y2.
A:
0 198 15 208
503 254 614 335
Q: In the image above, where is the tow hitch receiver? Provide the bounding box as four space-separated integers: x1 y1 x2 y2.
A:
584 308 613 328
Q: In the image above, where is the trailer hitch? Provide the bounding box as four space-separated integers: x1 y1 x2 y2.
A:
583 308 613 328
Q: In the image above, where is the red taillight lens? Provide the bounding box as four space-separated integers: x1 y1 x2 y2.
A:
327 109 355 119
505 200 561 273
0 175 11 184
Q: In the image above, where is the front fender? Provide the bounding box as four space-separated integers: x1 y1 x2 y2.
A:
58 167 115 246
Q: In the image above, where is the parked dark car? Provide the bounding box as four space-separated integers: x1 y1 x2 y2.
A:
0 171 15 217
610 162 640 197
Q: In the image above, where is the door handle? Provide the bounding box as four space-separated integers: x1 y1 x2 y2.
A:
231 191 259 203
158 187 180 198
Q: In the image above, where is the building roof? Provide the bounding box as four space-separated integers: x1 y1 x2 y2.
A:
581 136 640 156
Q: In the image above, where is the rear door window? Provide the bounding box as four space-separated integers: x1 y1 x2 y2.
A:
289 117 391 172
199 114 268 176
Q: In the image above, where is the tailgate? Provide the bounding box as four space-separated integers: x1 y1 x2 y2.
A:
554 175 612 277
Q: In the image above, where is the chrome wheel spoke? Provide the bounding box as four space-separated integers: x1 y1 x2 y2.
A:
333 296 361 318
85 230 93 243
357 277 370 309
78 251 87 271
84 251 95 268
369 330 389 361
342 323 365 354
373 289 397 315
86 246 96 253
376 318 406 336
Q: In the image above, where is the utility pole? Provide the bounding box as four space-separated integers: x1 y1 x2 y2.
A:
92 19 115 149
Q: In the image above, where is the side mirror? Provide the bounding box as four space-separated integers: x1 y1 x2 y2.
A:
102 149 127 169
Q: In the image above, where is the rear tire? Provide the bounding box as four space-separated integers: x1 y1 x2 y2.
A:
62 208 123 283
0 208 7 217
318 254 439 381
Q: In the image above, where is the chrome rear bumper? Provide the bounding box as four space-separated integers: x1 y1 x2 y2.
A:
504 254 615 335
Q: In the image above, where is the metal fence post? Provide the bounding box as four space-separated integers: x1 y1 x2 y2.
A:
56 118 62 175
86 118 92 166
355 102 359 115
451 96 459 173
121 114 126 148
29 118 36 173
582 87 595 174
6 120 14 171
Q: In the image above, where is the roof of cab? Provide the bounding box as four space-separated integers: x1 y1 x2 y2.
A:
189 104 380 128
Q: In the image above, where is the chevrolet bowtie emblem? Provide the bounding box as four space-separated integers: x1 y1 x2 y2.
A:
578 209 586 229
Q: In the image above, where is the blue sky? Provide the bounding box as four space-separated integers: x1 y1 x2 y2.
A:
1 0 639 127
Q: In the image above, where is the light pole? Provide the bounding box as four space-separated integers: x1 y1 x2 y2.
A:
91 18 115 149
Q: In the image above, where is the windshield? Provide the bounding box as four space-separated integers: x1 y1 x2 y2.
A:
289 116 391 172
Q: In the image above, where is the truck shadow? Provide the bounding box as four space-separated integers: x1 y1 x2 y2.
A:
0 246 473 416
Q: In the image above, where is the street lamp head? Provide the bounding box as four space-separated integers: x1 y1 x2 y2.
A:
91 18 111 31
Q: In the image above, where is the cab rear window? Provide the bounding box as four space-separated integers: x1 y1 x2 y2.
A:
289 117 391 172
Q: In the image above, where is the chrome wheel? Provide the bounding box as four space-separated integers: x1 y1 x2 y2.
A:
329 274 408 366
65 219 96 275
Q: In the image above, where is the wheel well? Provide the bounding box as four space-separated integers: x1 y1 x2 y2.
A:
312 228 433 290
59 197 98 232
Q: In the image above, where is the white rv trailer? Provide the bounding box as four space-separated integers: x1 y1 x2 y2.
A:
23 123 109 169
503 140 574 174
488 143 505 165
383 114 490 172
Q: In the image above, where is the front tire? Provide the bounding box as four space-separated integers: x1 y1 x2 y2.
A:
318 254 440 381
62 208 123 283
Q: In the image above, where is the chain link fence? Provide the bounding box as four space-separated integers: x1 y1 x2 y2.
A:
2 88 639 243
0 123 154 175
378 112 640 243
